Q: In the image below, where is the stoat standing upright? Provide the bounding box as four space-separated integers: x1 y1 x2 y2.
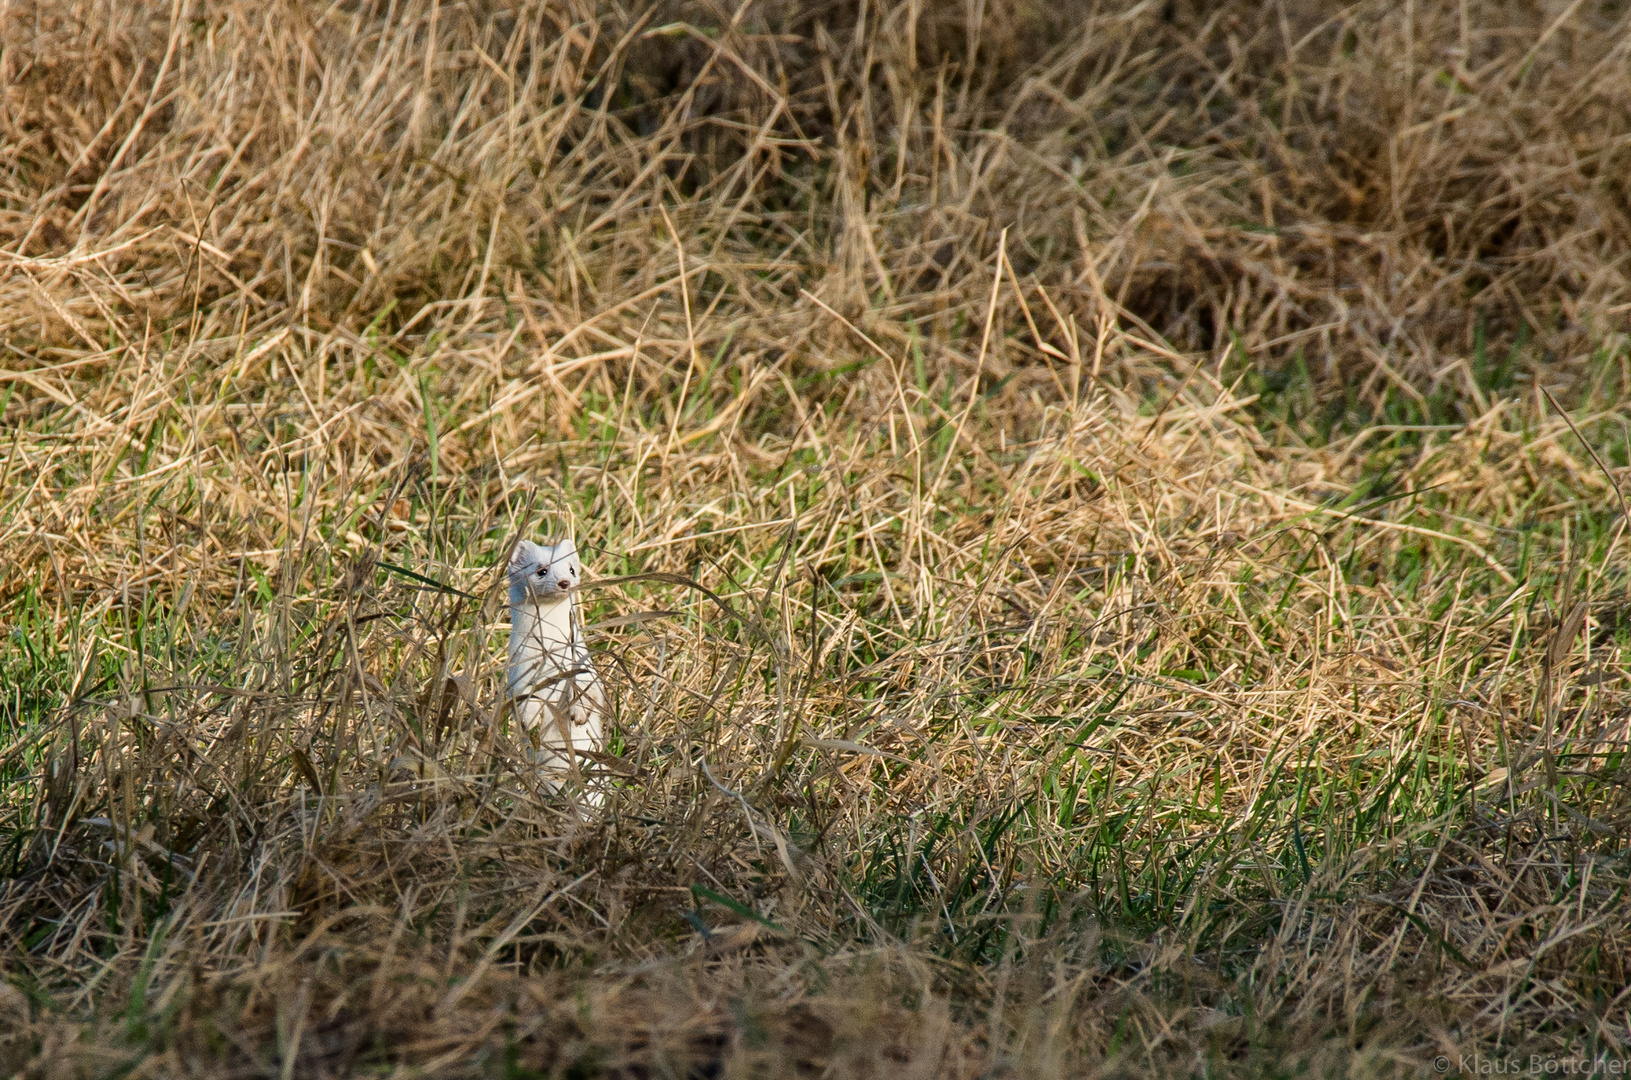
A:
507 538 605 806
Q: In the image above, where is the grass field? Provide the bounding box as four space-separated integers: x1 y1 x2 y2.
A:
4 1 1631 1075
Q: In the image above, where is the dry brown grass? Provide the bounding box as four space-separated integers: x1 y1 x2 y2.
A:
4 1 1631 1076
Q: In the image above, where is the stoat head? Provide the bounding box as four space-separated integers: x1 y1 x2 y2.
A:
508 538 583 605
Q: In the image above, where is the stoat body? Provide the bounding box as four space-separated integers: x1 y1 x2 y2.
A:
507 538 605 805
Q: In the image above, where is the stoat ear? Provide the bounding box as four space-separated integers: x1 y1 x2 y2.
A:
509 540 541 571
554 538 578 562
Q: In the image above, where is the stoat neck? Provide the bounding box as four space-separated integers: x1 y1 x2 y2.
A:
510 594 579 645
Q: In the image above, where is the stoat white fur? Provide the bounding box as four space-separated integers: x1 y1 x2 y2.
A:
507 538 605 806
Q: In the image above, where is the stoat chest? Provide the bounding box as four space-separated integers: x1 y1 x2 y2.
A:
508 595 585 695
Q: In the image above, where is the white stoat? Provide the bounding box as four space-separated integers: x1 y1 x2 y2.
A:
507 537 605 806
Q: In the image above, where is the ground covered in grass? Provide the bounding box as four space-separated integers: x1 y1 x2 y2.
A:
4 1 1631 1076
